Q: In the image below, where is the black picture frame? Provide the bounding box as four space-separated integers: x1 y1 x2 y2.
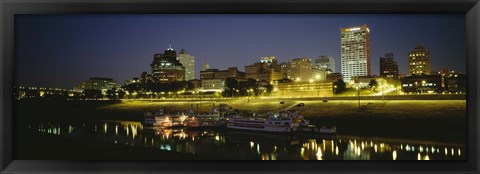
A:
1 0 478 173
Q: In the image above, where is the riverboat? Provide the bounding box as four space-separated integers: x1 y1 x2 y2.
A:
143 109 172 128
227 110 303 132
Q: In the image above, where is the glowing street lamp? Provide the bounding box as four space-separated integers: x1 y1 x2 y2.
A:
356 86 360 111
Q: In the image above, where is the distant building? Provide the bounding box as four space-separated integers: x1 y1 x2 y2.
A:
203 60 210 71
351 76 374 88
401 74 441 94
312 68 328 82
177 49 195 81
260 55 279 71
315 55 335 72
200 67 245 80
438 67 466 93
214 67 245 79
14 86 81 99
279 62 289 79
340 24 371 82
274 81 334 97
287 58 313 82
326 73 343 81
408 44 431 75
77 77 117 95
245 62 282 84
186 79 202 94
150 45 185 83
140 71 153 84
201 79 225 93
124 78 140 86
379 53 399 78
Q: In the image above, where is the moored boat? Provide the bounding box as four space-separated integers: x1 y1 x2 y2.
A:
143 109 173 128
227 110 303 132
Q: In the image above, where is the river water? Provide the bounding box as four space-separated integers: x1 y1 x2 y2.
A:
29 120 465 160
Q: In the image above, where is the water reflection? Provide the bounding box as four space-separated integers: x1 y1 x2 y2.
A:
28 121 465 160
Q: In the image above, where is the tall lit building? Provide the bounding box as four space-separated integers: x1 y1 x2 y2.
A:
315 55 335 72
150 45 185 83
177 49 195 81
408 44 431 75
287 58 313 82
380 53 399 78
340 24 371 82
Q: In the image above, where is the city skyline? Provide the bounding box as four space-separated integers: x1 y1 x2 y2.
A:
15 14 466 88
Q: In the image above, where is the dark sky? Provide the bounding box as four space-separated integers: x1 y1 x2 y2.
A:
15 14 466 89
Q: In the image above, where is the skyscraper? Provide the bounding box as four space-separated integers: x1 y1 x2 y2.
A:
150 45 185 83
408 44 431 75
315 55 335 72
177 49 195 81
340 24 371 82
380 53 399 78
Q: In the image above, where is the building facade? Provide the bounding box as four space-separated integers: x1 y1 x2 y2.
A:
177 49 195 81
408 44 431 75
77 77 117 95
279 62 289 79
379 53 399 78
287 58 313 82
150 45 185 83
340 24 371 82
200 79 225 93
315 55 336 72
401 74 442 94
260 55 279 71
200 67 245 80
274 81 334 97
245 62 282 84
438 67 466 93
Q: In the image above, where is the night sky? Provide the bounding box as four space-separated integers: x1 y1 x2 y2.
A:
15 14 466 89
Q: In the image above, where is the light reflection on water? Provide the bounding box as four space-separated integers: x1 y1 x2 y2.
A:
30 121 465 160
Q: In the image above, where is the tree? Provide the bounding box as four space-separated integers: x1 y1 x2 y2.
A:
117 90 126 99
83 89 103 99
246 78 259 96
106 88 118 100
223 77 239 97
369 79 378 89
333 79 346 94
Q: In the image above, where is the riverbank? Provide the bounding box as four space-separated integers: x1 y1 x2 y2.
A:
15 99 466 145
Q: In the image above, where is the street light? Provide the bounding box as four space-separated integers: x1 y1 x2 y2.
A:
356 86 360 111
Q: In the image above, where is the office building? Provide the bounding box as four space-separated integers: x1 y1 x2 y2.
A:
340 24 371 82
77 77 117 95
245 62 282 84
274 81 334 97
200 79 225 93
287 58 313 82
379 53 399 78
150 45 185 83
408 44 431 75
200 67 245 80
315 55 336 72
177 49 195 81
